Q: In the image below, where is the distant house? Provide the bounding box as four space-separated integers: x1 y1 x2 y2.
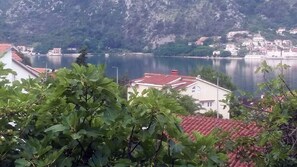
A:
225 43 238 56
226 31 249 40
276 27 286 35
282 48 297 58
17 45 35 56
282 40 292 48
128 70 231 119
212 50 221 56
47 48 62 56
195 37 209 45
0 44 39 82
289 28 297 34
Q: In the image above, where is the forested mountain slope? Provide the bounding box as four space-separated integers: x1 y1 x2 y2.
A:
0 0 296 52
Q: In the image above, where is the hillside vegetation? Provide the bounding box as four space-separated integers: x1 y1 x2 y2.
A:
0 0 297 53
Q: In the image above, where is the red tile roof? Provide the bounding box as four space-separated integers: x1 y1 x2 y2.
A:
0 44 23 62
31 68 48 74
131 72 231 92
291 48 297 52
137 73 181 85
181 116 261 167
12 51 23 62
132 73 197 89
0 43 12 53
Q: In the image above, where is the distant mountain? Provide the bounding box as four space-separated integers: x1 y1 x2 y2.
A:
0 0 297 53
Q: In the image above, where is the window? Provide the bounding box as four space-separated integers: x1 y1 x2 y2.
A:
192 86 195 93
207 101 213 107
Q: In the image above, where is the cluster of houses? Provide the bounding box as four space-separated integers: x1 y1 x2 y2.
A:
226 31 297 59
276 27 297 35
16 45 79 57
1 43 261 166
195 29 297 59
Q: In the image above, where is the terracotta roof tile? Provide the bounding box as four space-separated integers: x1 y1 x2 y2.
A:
130 72 230 92
132 73 197 89
12 51 23 62
181 116 260 167
291 48 297 52
31 68 48 74
0 43 12 53
137 74 181 85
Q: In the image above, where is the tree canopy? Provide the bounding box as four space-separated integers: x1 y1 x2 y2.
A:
75 47 88 66
191 66 236 91
0 61 297 166
228 61 297 165
0 63 227 166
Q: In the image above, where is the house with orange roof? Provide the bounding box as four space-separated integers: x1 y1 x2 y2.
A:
0 43 39 82
195 37 209 45
128 70 231 119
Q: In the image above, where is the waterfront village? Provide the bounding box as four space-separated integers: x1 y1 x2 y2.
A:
196 27 297 59
13 27 297 60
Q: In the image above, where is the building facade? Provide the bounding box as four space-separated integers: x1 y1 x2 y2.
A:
128 70 231 119
0 44 39 82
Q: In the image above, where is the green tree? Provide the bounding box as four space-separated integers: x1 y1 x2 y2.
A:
75 47 88 66
220 51 232 57
190 46 214 57
203 38 214 46
237 48 249 57
161 86 200 114
0 63 227 166
191 66 236 91
229 61 297 166
153 42 193 56
202 109 223 118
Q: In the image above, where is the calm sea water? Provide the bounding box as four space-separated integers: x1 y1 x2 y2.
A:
29 54 297 93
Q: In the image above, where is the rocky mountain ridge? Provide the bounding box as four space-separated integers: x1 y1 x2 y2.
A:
0 0 297 52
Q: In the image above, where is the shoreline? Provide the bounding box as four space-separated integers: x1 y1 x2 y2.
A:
157 55 244 60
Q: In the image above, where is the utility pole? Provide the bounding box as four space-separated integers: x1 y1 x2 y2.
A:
112 66 118 84
45 62 48 81
216 77 219 119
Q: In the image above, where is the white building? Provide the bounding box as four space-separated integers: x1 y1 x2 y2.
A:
282 48 297 58
276 27 286 35
252 34 266 47
227 31 249 40
212 51 221 56
0 44 39 82
225 43 238 56
289 28 297 34
47 48 62 56
128 70 231 119
266 49 282 58
17 45 35 56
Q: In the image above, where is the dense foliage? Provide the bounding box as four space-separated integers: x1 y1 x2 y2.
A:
229 61 297 166
153 42 214 57
0 63 228 166
1 61 297 166
75 47 88 66
161 87 200 114
191 66 236 91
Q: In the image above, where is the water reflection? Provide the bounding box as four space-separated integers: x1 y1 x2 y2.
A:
29 54 297 93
